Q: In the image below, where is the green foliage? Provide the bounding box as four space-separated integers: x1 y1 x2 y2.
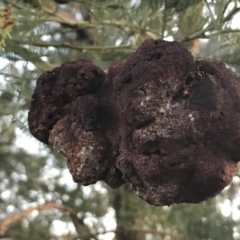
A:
1 0 240 239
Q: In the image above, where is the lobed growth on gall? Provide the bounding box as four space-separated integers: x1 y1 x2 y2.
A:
28 39 240 206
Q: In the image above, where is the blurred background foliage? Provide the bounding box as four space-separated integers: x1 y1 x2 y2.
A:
0 0 240 239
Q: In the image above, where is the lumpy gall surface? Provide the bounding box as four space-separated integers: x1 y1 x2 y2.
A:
28 39 240 206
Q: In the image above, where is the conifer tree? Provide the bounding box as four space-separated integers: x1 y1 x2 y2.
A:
1 1 240 239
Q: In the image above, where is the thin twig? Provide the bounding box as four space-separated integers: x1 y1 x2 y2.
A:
162 0 167 39
220 0 232 23
204 29 240 38
203 0 216 22
0 202 75 236
12 39 133 51
181 24 214 42
222 5 240 22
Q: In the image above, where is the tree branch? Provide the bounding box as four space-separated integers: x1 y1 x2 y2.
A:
39 0 95 28
12 40 133 51
180 25 214 42
203 0 216 23
220 0 232 23
204 28 240 38
223 5 240 23
0 202 75 236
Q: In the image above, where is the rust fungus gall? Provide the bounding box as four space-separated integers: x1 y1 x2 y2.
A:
28 39 240 206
